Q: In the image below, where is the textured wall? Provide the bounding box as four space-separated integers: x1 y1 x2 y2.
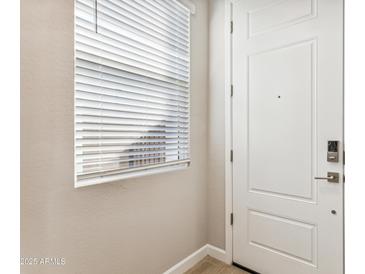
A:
208 0 226 249
20 0 209 273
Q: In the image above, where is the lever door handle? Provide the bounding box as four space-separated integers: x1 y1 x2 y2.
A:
314 176 335 180
314 172 339 183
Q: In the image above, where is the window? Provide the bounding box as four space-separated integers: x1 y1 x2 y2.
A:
75 0 191 187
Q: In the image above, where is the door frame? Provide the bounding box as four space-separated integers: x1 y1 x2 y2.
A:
224 0 233 265
223 0 345 268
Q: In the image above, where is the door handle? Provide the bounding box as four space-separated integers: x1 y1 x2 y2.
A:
314 172 339 183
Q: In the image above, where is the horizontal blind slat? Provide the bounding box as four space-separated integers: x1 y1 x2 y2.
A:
76 147 189 159
76 108 188 121
76 121 189 130
78 152 189 162
76 106 189 120
78 154 190 169
78 153 189 168
76 146 189 156
77 114 189 124
76 131 189 138
76 143 188 151
76 119 188 130
76 98 188 116
77 129 188 135
76 126 188 134
76 138 188 145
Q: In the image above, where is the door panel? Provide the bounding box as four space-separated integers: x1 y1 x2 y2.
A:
248 0 316 37
232 0 343 273
248 40 315 200
248 210 316 264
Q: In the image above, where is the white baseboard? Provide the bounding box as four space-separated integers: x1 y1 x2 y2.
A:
206 244 227 263
162 244 227 274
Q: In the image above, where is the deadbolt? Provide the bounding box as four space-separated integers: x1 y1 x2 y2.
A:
314 172 340 183
327 140 339 162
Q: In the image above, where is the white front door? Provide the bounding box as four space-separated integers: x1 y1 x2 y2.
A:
231 0 344 273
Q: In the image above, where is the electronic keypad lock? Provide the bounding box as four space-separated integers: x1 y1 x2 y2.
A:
327 140 339 162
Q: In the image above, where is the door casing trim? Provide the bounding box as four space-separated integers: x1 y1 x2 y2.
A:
224 0 234 265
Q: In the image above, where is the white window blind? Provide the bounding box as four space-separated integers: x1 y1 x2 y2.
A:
75 0 191 187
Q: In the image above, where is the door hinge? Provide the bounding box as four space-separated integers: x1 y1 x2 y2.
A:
231 84 233 97
230 21 233 34
343 174 345 183
230 150 233 162
230 213 234 225
343 150 345 165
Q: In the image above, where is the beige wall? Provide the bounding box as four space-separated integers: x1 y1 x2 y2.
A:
21 0 209 273
207 0 226 250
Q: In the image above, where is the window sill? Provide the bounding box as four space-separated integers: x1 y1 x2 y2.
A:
74 162 190 188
